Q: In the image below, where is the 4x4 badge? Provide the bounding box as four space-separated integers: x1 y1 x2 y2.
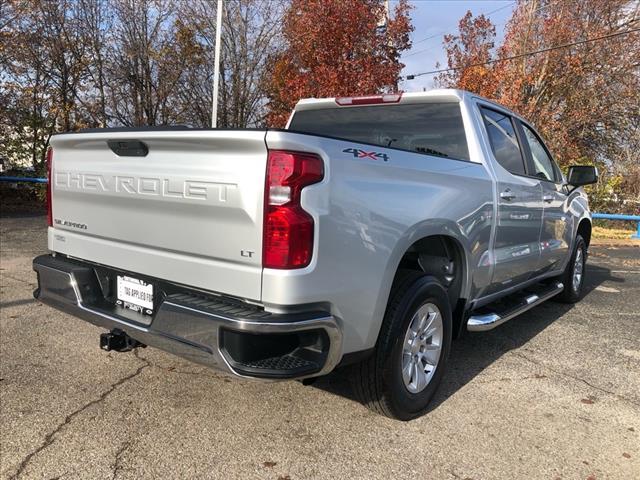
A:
342 148 389 162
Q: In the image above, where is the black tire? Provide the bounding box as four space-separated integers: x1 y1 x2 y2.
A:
349 270 453 420
556 234 587 303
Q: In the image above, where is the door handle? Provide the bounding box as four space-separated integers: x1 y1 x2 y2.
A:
500 189 516 201
543 195 554 203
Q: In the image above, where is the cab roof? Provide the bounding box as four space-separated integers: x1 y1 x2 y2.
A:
293 89 469 112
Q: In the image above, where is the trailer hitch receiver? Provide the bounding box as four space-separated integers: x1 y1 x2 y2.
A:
100 329 145 352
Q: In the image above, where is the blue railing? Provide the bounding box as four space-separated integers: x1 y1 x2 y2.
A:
0 176 48 184
592 213 640 239
1 176 639 238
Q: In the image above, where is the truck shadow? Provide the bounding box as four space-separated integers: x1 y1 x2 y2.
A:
311 263 622 413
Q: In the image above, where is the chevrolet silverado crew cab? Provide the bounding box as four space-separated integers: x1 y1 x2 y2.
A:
33 89 598 420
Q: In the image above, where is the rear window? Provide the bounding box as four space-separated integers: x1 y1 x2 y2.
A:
288 103 470 161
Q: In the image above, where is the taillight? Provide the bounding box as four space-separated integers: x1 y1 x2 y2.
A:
46 147 53 227
263 150 324 269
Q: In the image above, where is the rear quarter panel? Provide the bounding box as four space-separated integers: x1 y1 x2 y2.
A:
262 131 493 353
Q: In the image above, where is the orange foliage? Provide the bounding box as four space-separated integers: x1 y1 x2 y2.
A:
435 11 497 98
436 0 640 212
265 0 413 127
439 0 640 164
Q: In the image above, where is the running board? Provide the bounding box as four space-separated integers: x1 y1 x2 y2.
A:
467 282 564 332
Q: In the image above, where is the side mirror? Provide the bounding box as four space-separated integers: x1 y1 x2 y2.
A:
567 165 598 187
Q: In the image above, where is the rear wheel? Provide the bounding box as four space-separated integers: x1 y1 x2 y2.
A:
349 270 452 420
557 234 587 303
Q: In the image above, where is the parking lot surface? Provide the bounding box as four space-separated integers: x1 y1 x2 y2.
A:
1 214 639 479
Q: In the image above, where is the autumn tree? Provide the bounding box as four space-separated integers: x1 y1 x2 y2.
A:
106 0 183 126
76 0 112 127
218 0 286 127
176 0 286 127
435 11 497 98
437 0 640 212
498 0 640 212
0 0 285 172
1 0 93 172
1 0 52 171
265 0 413 127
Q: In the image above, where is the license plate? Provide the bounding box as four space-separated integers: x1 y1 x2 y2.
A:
116 275 154 315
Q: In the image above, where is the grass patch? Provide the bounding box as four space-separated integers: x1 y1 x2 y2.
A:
592 225 636 239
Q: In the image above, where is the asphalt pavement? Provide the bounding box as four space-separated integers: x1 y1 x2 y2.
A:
1 214 639 479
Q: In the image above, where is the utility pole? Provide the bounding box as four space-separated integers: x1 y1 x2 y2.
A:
377 0 389 30
211 0 223 128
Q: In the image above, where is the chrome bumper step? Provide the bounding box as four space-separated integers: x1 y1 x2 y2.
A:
32 254 342 380
467 281 564 332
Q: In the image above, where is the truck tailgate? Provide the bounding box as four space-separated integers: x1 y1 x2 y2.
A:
48 130 267 301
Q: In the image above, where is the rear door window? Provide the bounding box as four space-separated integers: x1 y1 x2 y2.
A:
480 107 526 176
288 103 470 161
521 123 560 182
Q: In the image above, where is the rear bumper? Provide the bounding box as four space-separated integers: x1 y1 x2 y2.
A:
32 254 342 380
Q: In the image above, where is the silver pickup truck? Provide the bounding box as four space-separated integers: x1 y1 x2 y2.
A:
33 89 597 419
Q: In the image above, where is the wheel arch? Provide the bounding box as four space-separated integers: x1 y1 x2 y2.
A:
577 217 592 248
370 221 473 347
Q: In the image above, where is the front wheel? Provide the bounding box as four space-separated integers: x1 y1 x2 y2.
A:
349 271 452 420
557 234 587 303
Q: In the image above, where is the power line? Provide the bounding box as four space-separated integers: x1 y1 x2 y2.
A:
404 26 640 79
403 0 565 60
409 1 515 47
404 1 516 59
484 1 518 16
